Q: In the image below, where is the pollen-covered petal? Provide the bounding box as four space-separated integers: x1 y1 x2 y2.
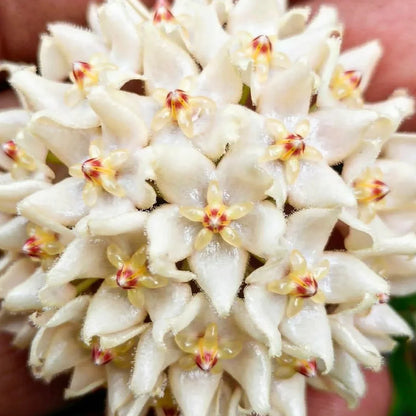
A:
189 237 248 316
82 284 146 344
153 145 215 205
143 23 198 93
280 301 334 373
319 252 389 304
106 366 135 416
288 161 356 209
244 285 286 356
222 340 271 415
39 324 89 381
257 64 313 119
169 365 222 416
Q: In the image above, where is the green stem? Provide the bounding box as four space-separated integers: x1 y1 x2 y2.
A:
75 278 100 295
239 84 251 106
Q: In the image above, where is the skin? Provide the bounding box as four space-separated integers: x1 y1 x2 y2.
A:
0 0 406 414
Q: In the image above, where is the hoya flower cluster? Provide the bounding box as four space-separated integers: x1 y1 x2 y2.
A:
0 0 415 415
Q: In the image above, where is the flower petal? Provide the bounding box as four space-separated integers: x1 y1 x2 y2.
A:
88 87 149 150
227 0 281 36
144 283 193 346
178 2 229 67
244 285 286 356
307 108 378 164
280 301 333 373
169 364 222 416
106 366 133 415
217 147 272 204
143 23 199 93
257 64 313 118
0 215 28 251
130 328 182 395
47 237 111 286
285 208 338 263
4 268 46 312
0 258 36 298
356 303 412 339
64 361 106 399
82 284 146 344
329 313 381 370
153 145 215 205
18 178 86 239
41 325 89 381
320 252 389 303
147 205 197 281
29 116 96 167
236 201 285 258
270 374 306 416
222 340 271 414
189 237 248 316
288 161 356 209
98 1 142 72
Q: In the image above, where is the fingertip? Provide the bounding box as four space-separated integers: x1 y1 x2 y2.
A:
308 367 392 416
0 333 65 416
